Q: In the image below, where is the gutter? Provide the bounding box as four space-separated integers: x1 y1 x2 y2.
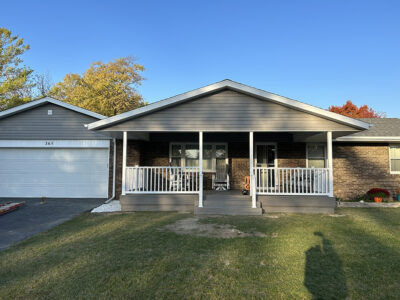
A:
335 136 400 143
105 138 116 203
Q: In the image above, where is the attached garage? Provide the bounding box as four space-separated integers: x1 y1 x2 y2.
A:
0 98 112 199
0 142 109 198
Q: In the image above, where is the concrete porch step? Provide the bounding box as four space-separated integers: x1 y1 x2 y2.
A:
202 199 254 207
194 206 263 215
204 192 250 201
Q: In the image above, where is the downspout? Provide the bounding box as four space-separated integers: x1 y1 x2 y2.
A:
105 138 116 203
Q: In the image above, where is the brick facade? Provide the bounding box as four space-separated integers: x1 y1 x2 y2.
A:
333 143 400 200
115 140 142 198
228 142 249 190
114 140 399 200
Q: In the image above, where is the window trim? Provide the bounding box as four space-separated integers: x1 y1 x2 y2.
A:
389 144 400 174
169 142 228 172
306 143 327 168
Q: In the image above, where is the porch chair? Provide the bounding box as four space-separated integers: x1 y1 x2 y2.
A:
212 161 230 191
169 169 184 191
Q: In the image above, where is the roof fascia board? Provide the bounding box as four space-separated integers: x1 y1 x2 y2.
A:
335 136 400 142
88 80 371 130
0 97 106 120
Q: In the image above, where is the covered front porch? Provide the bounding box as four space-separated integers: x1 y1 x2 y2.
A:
119 131 335 214
88 80 370 214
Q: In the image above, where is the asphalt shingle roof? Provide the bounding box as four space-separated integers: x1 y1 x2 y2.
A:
347 118 400 137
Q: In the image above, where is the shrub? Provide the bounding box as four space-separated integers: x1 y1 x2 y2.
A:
367 188 390 200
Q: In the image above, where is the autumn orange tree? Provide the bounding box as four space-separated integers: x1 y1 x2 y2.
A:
328 100 384 118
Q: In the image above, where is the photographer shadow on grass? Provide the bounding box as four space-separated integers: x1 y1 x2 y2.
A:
304 232 348 299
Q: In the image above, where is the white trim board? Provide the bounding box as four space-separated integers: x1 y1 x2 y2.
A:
0 97 106 120
88 79 371 131
335 136 400 142
0 140 110 148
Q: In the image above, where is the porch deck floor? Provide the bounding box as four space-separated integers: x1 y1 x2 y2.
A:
196 190 261 215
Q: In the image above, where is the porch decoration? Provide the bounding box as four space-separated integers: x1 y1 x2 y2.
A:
242 176 250 195
367 188 390 203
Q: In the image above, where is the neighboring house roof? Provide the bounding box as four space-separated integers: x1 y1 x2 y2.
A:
0 97 106 120
88 79 370 130
336 118 400 142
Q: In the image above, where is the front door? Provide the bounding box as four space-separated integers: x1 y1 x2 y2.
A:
255 144 277 191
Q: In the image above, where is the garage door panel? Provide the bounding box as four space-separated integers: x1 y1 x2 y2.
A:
0 148 109 198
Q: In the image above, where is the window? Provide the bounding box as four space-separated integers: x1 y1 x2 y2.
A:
170 143 227 171
307 144 326 168
185 144 199 167
390 145 400 173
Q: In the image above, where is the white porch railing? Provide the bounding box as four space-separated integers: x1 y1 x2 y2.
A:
255 167 330 195
125 166 200 194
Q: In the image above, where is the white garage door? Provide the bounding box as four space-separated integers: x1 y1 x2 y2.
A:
0 148 109 198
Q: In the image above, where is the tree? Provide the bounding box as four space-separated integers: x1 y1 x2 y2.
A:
0 28 33 111
328 100 385 118
32 71 53 98
50 57 146 116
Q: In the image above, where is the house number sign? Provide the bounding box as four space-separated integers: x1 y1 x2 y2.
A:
45 141 54 146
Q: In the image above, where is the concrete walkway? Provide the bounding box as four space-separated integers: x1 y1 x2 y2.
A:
0 198 104 251
338 201 400 208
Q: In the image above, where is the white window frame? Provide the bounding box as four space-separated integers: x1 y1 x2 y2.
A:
389 144 400 174
169 142 228 172
306 143 327 168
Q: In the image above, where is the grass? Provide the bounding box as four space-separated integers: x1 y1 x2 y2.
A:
1 209 400 299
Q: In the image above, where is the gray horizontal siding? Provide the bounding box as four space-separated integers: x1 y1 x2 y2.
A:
104 90 358 132
0 103 110 140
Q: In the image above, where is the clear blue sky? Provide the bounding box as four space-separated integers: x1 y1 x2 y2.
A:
2 0 399 116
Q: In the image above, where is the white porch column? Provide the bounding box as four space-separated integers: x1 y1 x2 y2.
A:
327 131 334 197
122 131 127 196
198 131 203 207
249 132 256 208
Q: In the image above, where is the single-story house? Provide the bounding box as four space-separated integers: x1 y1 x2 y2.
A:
1 80 399 214
86 79 400 214
0 97 113 199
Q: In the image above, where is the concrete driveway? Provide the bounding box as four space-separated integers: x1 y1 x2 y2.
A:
0 198 104 251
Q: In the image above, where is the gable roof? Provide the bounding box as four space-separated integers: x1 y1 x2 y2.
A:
0 97 106 120
335 118 400 142
88 79 371 131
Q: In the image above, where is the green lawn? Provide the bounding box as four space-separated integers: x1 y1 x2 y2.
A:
1 209 400 299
